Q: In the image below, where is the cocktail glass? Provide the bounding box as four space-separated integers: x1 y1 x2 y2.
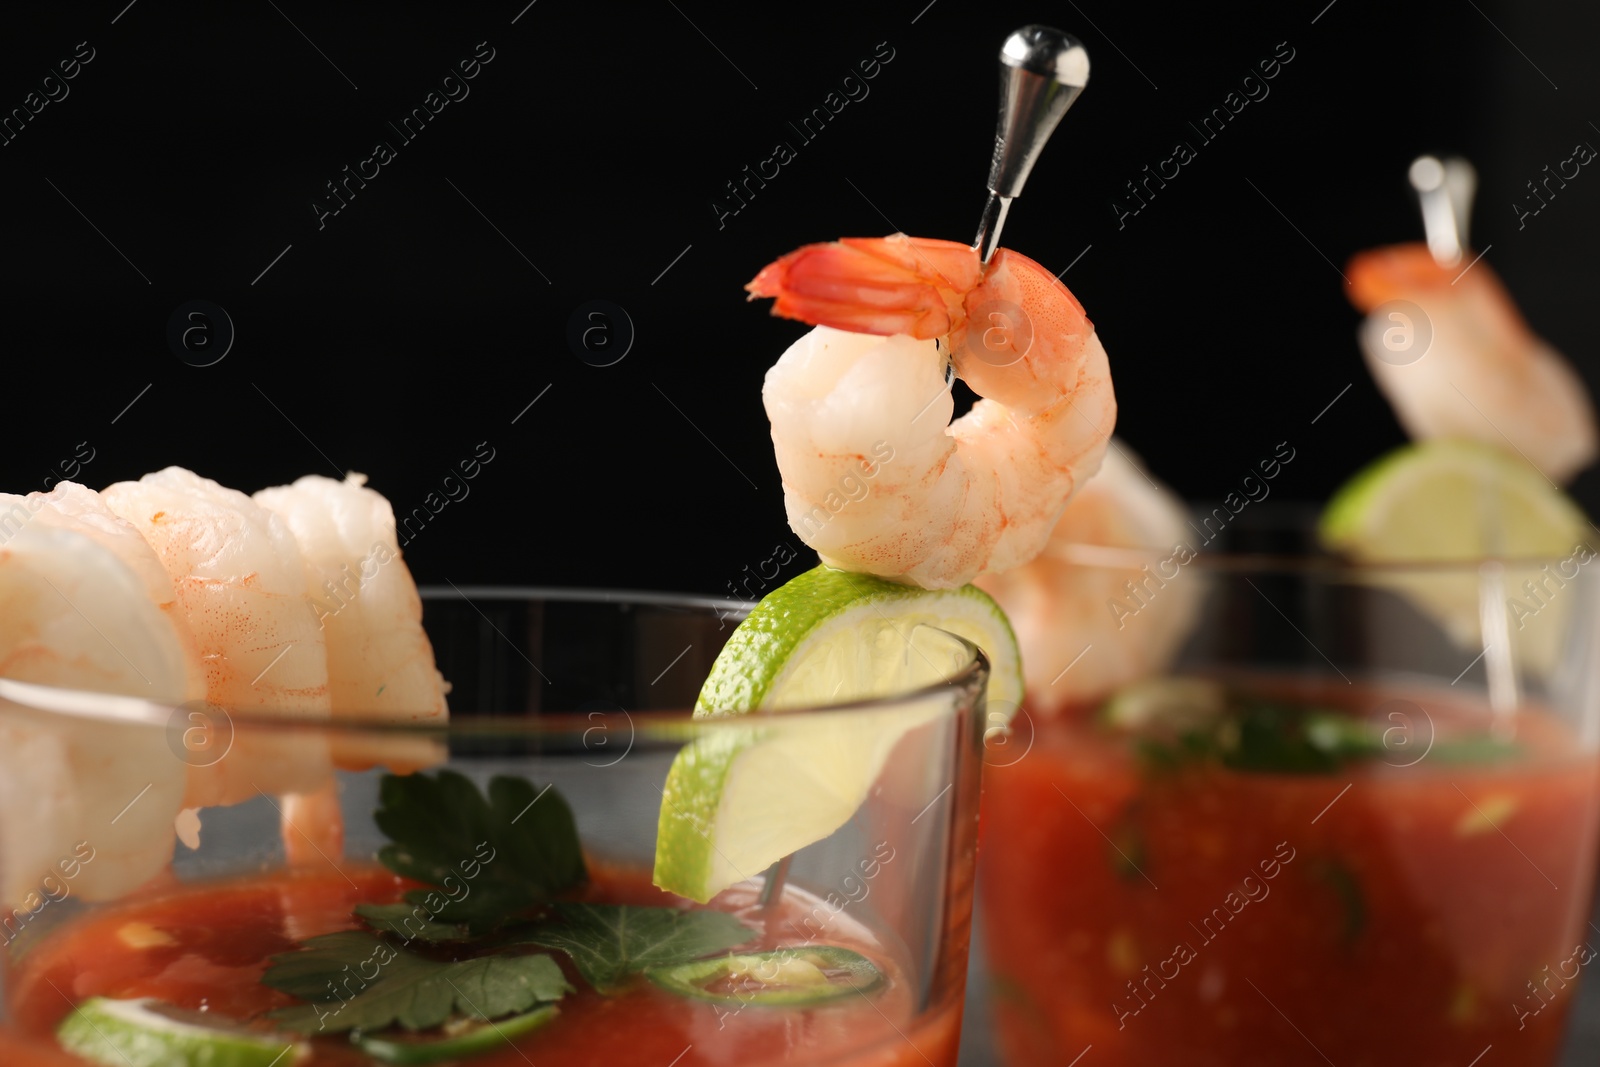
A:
0 589 988 1066
979 542 1600 1065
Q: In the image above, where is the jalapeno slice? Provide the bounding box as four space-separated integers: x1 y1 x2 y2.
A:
354 1005 559 1064
646 946 883 1006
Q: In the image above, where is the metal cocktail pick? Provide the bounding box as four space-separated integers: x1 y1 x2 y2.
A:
973 26 1090 264
1408 154 1477 268
1407 154 1518 715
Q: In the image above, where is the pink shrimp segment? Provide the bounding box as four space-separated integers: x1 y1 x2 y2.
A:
749 234 1115 589
1346 242 1598 484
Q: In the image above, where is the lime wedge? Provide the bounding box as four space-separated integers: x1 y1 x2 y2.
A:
57 997 302 1067
1320 440 1593 670
654 565 1020 903
695 566 1021 715
1321 440 1588 562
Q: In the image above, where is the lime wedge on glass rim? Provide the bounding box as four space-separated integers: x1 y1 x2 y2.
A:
653 565 1022 903
1321 440 1588 561
57 997 303 1067
1319 440 1593 668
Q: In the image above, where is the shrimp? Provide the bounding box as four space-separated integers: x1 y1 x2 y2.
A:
101 467 333 814
1348 243 1597 484
255 473 448 777
974 442 1201 714
0 482 206 702
102 468 333 720
749 234 1115 589
254 473 448 725
0 522 191 906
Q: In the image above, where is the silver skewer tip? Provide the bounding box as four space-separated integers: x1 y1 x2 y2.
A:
1409 154 1476 268
976 26 1089 262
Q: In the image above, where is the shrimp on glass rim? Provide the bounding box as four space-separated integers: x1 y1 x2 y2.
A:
0 519 192 907
1348 155 1598 484
255 472 449 789
102 467 337 869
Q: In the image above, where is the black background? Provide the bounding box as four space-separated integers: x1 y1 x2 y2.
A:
2 0 1595 596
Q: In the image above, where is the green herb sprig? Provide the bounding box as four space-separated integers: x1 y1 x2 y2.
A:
261 772 759 1046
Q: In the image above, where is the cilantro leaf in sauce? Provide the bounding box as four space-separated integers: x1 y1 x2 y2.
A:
1307 858 1367 944
1117 687 1520 776
260 771 763 1048
353 903 473 943
264 930 571 1034
374 771 585 928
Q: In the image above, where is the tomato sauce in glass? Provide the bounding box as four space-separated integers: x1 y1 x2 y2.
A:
980 683 1600 1067
6 862 960 1066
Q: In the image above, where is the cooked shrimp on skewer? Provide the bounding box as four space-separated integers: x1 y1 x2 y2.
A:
0 523 191 905
751 234 1116 589
975 442 1200 713
1349 245 1596 483
1348 157 1596 485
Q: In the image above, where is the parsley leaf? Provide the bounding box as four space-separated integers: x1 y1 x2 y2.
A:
1224 703 1349 773
518 905 756 993
1124 693 1520 776
263 930 571 1034
374 771 585 928
354 903 472 943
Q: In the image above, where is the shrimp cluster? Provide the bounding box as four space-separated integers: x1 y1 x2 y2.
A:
750 234 1116 589
1348 243 1597 484
0 468 446 909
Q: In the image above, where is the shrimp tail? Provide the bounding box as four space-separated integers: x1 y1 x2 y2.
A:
747 234 982 340
1348 243 1452 310
1348 243 1529 337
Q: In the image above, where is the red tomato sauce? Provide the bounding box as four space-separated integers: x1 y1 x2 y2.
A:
6 862 960 1066
980 684 1600 1067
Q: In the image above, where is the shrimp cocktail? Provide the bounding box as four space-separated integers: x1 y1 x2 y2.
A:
0 587 989 1067
0 23 1117 1067
976 156 1600 1065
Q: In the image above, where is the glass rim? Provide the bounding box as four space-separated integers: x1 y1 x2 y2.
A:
415 584 759 614
1047 541 1592 575
0 588 990 733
